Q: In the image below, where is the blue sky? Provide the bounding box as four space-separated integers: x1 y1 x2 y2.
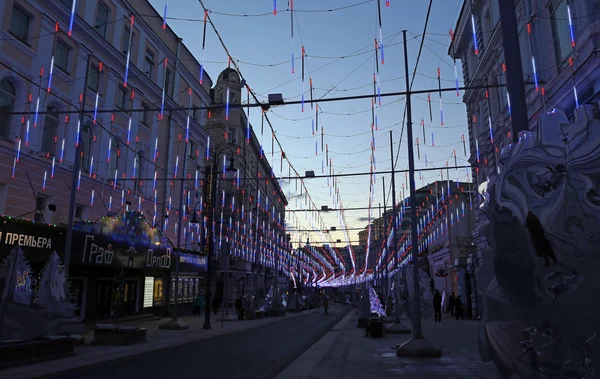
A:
148 0 469 244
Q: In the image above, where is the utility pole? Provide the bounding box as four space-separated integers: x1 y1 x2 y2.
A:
64 53 92 278
396 30 441 358
497 0 528 142
160 39 188 330
382 177 388 301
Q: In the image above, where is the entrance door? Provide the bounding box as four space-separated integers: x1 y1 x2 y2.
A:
122 281 137 317
96 280 113 320
70 279 85 319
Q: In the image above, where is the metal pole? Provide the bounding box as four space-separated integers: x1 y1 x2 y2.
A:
497 0 528 142
382 177 388 302
203 162 215 329
171 39 184 322
403 30 423 338
64 53 92 277
389 130 401 322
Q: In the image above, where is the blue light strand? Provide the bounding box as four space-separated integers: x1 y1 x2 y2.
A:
68 0 76 36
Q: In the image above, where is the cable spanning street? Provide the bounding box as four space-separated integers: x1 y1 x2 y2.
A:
41 305 351 379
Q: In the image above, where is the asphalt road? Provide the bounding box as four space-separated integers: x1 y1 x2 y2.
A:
42 305 351 379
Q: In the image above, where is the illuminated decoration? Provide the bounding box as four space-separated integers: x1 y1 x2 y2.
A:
34 68 43 129
301 46 305 111
90 189 95 206
471 14 479 55
186 87 192 142
47 22 59 93
225 57 231 121
24 94 32 148
374 40 381 105
60 115 68 162
123 15 134 87
154 137 159 161
567 4 575 48
437 68 444 126
290 0 294 74
160 58 168 120
205 135 210 160
526 22 539 92
68 0 76 36
485 88 494 143
273 0 277 15
200 10 208 84
162 0 168 29
310 78 315 134
376 0 384 64
93 63 102 124
569 58 579 109
77 169 81 189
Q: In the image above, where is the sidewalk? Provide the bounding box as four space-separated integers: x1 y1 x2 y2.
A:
277 312 502 379
1 308 320 379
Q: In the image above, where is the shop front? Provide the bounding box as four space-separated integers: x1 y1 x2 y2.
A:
0 212 175 322
164 253 207 315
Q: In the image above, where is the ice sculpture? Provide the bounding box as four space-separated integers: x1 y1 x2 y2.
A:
477 105 600 378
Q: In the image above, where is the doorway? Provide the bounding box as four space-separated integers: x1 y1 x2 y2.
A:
96 280 113 320
70 279 85 319
122 280 137 317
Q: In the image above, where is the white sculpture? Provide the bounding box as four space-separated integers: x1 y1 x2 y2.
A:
478 105 600 378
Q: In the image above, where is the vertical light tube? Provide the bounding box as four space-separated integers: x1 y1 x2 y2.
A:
186 87 192 142
160 58 168 119
199 10 208 84
162 0 168 29
68 0 77 36
471 14 479 55
124 15 134 87
48 23 59 93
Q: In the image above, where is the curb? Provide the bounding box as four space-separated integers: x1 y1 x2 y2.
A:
1 307 324 379
275 310 354 379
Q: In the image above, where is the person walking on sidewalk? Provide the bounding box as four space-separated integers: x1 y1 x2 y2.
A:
455 295 465 320
323 297 329 315
235 296 244 320
212 296 220 315
433 289 442 322
447 292 456 315
193 293 204 316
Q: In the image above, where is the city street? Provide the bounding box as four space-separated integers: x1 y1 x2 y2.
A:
41 305 350 379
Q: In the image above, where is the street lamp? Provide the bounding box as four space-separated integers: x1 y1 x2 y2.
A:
195 146 237 330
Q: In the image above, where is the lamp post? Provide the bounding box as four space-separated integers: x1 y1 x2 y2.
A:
195 146 237 330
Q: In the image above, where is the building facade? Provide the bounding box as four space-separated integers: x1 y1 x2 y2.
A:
0 0 212 320
449 0 600 316
205 67 289 314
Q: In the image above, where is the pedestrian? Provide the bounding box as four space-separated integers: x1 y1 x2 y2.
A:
212 296 219 315
235 296 244 320
433 289 442 322
323 296 329 315
447 292 456 315
193 293 204 316
455 295 464 320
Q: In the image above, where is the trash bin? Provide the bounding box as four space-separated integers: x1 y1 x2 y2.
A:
369 317 383 338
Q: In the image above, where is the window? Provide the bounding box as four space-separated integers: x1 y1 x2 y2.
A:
108 139 119 178
122 25 131 55
230 92 236 104
550 0 573 68
55 40 70 72
9 6 30 42
95 2 110 39
34 196 47 223
226 126 238 145
75 204 88 220
192 106 199 122
0 183 6 214
188 140 196 158
41 106 59 155
116 86 128 110
165 69 172 97
0 79 16 139
144 50 155 79
81 124 93 171
142 102 151 125
88 64 100 93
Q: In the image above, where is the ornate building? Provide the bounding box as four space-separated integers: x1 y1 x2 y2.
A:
0 0 211 319
206 67 288 314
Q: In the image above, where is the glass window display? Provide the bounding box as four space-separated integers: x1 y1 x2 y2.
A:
153 278 164 306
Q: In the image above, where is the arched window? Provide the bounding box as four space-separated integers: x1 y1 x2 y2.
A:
80 124 93 171
41 106 59 155
0 78 16 139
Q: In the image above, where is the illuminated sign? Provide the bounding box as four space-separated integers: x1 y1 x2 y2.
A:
143 277 154 308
